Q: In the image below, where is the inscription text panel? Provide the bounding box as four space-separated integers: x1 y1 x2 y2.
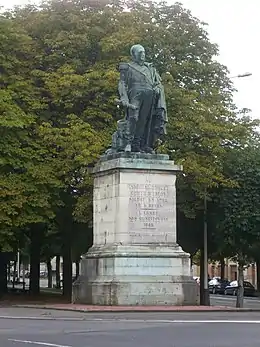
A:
128 182 175 242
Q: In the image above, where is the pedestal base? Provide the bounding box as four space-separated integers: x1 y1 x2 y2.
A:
72 244 199 305
72 153 199 306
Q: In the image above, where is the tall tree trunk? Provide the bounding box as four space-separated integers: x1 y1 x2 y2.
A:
199 251 210 305
22 265 26 291
47 259 52 289
12 259 17 288
7 262 11 282
62 233 72 301
0 253 8 296
256 259 260 292
55 255 61 289
220 257 225 280
199 248 204 305
190 254 194 277
59 191 73 302
75 260 80 278
3 259 7 294
18 253 21 281
236 261 244 308
29 226 42 295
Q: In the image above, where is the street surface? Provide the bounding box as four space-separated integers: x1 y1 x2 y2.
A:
1 308 260 346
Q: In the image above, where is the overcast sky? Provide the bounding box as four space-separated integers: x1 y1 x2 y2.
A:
1 0 258 118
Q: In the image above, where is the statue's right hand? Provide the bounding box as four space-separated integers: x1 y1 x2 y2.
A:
120 99 137 110
154 86 161 96
121 100 129 108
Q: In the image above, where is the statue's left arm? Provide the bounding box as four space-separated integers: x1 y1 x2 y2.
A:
153 69 166 109
118 63 130 107
153 68 168 133
154 69 163 88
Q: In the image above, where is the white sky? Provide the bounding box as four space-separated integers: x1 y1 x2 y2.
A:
1 0 259 119
179 0 258 119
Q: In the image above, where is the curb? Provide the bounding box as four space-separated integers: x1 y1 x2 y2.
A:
9 305 260 313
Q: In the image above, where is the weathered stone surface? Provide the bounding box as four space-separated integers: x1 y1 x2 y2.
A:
100 152 169 162
94 153 179 174
72 155 199 305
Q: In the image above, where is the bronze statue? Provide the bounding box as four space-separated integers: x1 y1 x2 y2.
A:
107 44 167 154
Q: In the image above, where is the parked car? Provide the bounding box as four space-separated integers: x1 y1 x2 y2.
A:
224 280 257 297
209 277 230 294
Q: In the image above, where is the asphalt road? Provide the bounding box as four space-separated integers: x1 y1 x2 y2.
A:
2 308 260 347
210 294 260 308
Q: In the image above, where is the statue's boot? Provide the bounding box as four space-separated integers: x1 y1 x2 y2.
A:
124 144 131 152
131 137 141 152
141 146 155 154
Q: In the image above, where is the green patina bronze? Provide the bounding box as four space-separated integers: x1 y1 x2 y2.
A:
106 44 168 155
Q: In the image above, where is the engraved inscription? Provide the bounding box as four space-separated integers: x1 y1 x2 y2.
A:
128 183 173 233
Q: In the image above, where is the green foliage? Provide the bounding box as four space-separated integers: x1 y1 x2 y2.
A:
214 143 260 259
1 0 258 262
0 16 60 234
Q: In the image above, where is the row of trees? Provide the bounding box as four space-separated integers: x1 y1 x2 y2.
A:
1 0 260 306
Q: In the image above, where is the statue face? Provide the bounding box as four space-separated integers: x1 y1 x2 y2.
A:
134 47 145 63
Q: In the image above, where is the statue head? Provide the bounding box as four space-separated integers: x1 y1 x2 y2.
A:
130 44 145 64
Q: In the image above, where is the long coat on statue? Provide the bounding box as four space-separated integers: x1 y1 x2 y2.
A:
118 61 168 151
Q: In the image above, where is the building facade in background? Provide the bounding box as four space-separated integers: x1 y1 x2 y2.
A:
192 259 257 286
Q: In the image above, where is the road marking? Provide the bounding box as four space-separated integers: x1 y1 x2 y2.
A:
87 318 260 324
4 317 260 325
8 339 71 347
0 316 83 321
165 320 260 324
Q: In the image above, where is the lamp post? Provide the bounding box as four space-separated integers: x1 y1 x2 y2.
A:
201 71 252 306
202 189 209 306
230 72 252 79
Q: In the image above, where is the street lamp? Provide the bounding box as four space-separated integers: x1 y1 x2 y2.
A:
202 189 209 306
230 72 252 79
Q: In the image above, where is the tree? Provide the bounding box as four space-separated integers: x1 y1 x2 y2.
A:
40 223 62 289
1 5 105 298
215 142 260 307
6 0 257 219
0 16 61 243
2 0 258 302
39 116 103 299
71 221 93 277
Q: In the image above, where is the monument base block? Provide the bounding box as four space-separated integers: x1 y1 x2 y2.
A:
72 153 198 305
73 244 198 305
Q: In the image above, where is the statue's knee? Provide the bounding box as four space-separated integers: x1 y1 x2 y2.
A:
130 113 139 123
131 112 139 121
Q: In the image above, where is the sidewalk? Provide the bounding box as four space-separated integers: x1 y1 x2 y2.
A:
11 303 255 312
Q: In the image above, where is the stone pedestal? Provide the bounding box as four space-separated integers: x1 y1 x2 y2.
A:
72 153 198 305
